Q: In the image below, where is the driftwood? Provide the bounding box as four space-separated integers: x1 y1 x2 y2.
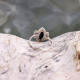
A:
0 32 80 80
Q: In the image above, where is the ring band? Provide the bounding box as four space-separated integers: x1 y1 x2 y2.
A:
28 35 53 51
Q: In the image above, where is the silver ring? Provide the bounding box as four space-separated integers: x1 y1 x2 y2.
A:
28 27 53 51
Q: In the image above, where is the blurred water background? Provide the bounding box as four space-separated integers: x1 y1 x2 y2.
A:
0 0 80 39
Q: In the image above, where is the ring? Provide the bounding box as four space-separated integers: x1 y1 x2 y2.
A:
28 27 53 51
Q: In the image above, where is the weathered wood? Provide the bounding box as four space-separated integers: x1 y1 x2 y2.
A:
0 32 80 80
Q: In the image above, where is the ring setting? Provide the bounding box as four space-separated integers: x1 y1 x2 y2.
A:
28 27 53 50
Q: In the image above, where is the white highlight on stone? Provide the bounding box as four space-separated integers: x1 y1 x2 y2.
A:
3 27 11 33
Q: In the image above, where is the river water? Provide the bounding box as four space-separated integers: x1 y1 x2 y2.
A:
0 0 80 39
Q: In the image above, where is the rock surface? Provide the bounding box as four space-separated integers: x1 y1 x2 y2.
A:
0 32 80 80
